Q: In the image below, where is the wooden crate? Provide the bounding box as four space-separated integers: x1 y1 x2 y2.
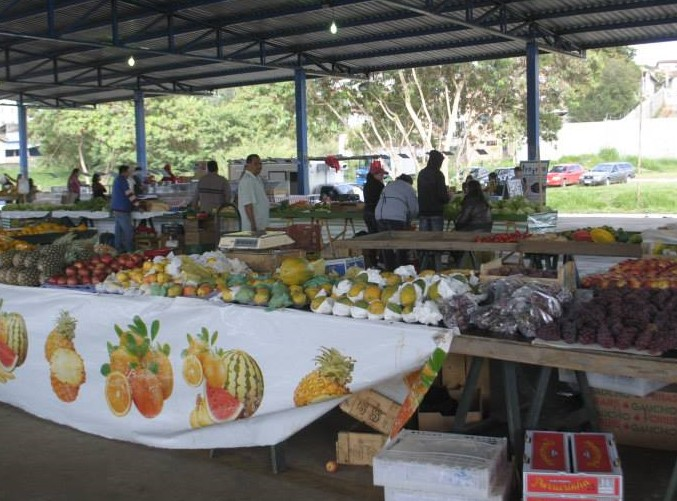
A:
222 248 305 273
339 389 401 435
336 432 387 466
480 257 577 291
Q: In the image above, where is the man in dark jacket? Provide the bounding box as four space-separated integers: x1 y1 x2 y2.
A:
417 150 450 231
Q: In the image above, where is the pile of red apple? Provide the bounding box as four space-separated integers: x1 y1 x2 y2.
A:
46 253 146 287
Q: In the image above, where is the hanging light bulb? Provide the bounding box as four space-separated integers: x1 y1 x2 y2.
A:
329 20 338 34
127 55 136 67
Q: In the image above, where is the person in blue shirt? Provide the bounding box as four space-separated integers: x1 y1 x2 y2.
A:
111 165 139 253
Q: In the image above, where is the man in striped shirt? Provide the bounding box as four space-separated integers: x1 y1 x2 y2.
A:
194 160 231 213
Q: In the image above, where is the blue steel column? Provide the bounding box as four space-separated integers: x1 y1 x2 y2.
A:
134 90 147 174
17 97 29 178
294 69 309 195
526 40 540 161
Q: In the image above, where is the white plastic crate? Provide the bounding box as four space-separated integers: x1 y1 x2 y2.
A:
383 462 512 500
558 369 668 397
373 430 508 497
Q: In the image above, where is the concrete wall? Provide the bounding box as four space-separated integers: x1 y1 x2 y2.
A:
520 88 677 161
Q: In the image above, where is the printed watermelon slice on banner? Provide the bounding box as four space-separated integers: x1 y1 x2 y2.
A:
389 347 447 438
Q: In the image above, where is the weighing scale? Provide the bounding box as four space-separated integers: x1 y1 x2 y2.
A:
218 231 295 250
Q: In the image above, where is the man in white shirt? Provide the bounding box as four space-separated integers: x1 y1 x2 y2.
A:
237 154 270 232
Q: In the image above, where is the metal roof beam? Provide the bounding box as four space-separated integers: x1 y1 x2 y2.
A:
378 0 583 56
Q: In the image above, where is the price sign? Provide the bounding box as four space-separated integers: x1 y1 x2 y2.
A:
519 160 550 205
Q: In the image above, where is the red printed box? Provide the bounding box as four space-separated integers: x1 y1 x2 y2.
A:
523 431 623 500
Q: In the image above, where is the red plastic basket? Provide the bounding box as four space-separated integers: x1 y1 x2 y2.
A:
143 247 173 258
285 224 322 252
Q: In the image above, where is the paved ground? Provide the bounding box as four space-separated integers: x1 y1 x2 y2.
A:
1 401 675 500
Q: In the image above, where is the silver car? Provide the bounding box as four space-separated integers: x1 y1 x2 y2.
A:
581 163 629 186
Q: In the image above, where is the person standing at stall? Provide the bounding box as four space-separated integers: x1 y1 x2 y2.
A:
194 160 231 213
237 154 270 232
375 174 418 270
417 150 449 231
111 165 140 253
454 180 492 232
67 168 82 203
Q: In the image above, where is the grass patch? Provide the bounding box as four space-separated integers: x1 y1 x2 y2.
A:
546 183 677 213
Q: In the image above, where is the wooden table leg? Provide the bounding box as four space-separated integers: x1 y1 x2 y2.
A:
526 366 553 430
574 370 600 431
451 357 484 432
664 457 677 501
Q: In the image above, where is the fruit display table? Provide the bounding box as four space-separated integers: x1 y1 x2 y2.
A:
335 231 643 259
0 284 450 450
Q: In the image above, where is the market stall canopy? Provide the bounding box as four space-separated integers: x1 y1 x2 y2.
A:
1 0 676 108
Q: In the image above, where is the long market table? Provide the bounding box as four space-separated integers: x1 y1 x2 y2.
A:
335 230 643 259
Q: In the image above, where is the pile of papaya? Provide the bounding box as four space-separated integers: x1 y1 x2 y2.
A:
559 226 642 244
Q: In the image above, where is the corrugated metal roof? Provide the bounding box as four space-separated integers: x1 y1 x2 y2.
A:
0 0 675 107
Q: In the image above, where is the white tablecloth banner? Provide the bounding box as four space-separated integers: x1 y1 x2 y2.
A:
0 284 451 449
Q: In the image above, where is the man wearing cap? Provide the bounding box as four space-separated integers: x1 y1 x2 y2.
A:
417 150 450 232
363 161 388 234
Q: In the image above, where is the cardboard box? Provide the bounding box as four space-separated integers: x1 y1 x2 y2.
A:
222 248 305 273
559 369 668 397
335 432 387 466
324 255 365 276
339 390 401 435
523 431 623 499
592 385 677 450
418 388 483 432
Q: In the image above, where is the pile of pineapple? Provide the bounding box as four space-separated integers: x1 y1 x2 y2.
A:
0 233 94 287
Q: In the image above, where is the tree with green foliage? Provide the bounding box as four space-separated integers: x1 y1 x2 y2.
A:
565 47 641 122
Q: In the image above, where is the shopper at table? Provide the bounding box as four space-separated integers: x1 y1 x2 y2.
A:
237 153 269 232
417 149 450 232
111 165 140 253
194 160 231 213
92 173 107 199
375 174 418 270
67 168 82 203
454 180 492 232
363 160 388 234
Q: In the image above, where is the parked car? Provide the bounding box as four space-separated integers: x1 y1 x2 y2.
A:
546 163 586 187
581 163 629 186
616 162 636 179
314 183 361 202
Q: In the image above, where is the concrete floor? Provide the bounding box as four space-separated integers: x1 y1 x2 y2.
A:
0 402 674 501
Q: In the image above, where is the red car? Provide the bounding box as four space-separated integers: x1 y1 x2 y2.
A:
546 163 585 187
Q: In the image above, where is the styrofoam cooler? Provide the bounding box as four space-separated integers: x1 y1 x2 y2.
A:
383 462 513 500
373 430 509 498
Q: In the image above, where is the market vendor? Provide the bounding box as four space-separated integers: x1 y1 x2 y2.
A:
0 172 15 191
161 163 178 184
237 154 269 233
111 164 140 253
194 160 231 213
